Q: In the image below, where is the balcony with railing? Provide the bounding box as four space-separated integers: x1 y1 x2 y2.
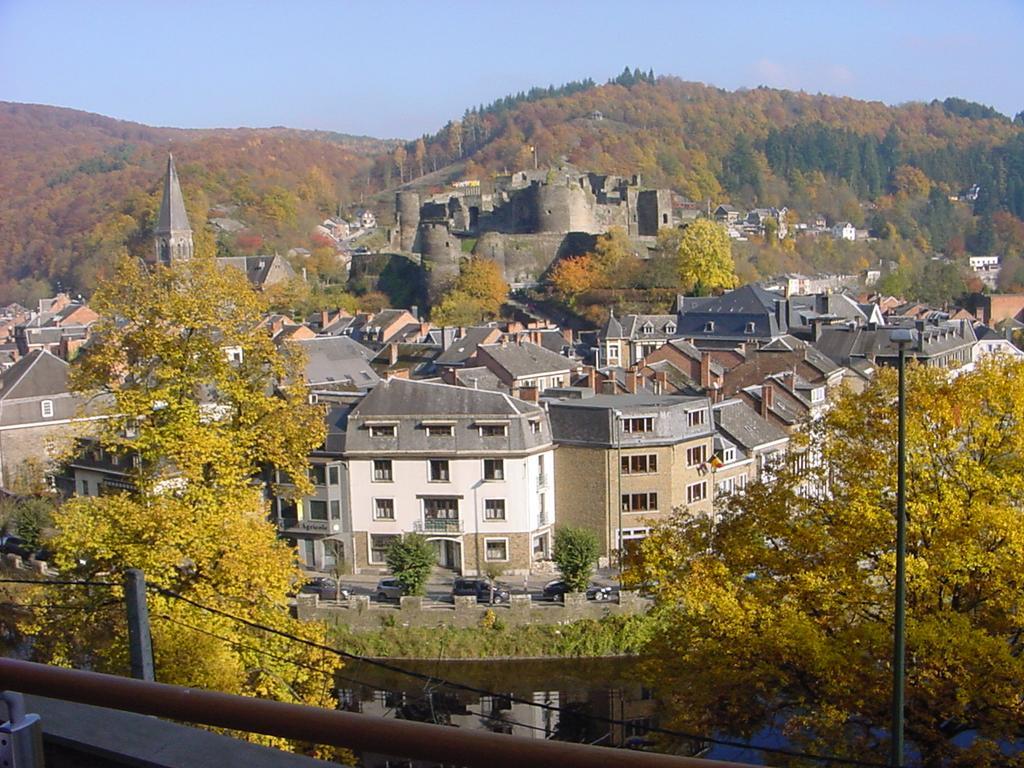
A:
414 517 464 533
536 473 548 491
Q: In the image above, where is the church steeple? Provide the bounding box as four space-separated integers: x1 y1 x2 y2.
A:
154 153 193 264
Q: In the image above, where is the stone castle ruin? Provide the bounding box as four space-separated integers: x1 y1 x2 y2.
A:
388 167 680 301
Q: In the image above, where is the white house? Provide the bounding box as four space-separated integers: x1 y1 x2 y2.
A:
831 222 856 241
344 379 555 575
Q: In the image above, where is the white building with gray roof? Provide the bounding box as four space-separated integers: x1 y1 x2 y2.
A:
344 379 555 575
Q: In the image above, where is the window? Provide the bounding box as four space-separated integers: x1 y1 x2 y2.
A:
421 495 458 520
426 424 453 436
722 446 736 464
40 400 54 419
328 466 340 485
622 493 658 512
621 454 657 474
78 479 89 497
745 322 756 334
309 464 327 486
374 498 395 520
370 534 399 564
278 498 297 519
330 500 341 519
483 459 504 481
308 500 328 521
369 424 396 437
642 322 654 334
485 538 509 562
479 424 507 437
429 459 450 482
811 387 825 403
529 419 542 435
665 323 676 334
717 475 747 496
686 409 706 428
686 445 707 467
372 460 393 482
704 321 715 332
622 417 653 433
484 499 506 520
687 481 707 504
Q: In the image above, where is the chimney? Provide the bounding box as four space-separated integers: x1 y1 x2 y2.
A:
700 352 712 389
388 342 399 366
583 366 597 392
774 298 788 333
321 310 330 329
519 386 540 402
625 370 638 394
601 380 618 395
761 384 774 419
654 370 668 394
410 305 419 321
915 319 926 351
419 321 431 340
561 327 573 344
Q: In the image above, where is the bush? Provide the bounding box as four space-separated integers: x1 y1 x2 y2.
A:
552 526 600 593
384 533 435 596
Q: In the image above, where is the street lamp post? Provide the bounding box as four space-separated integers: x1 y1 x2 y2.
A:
890 328 914 768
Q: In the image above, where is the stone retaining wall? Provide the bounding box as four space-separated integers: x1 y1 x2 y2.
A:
297 591 651 632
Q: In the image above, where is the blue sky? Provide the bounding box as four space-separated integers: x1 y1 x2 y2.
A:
1 0 1021 139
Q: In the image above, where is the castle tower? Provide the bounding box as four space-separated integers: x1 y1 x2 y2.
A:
154 154 193 264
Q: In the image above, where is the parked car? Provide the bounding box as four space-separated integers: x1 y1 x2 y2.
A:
542 580 613 602
375 577 407 602
451 577 510 604
300 577 351 601
0 534 33 559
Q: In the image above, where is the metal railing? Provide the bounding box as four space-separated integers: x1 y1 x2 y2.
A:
414 517 464 533
0 658 756 768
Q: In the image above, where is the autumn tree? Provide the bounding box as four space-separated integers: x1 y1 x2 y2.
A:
549 253 597 306
673 219 737 295
393 144 407 184
431 258 508 326
26 254 337 748
634 357 1024 766
413 138 426 179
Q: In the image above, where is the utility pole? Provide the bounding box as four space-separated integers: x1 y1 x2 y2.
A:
890 329 914 768
125 569 155 682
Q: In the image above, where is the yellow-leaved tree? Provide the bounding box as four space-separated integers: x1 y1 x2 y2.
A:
25 254 338 751
431 257 508 326
634 357 1024 766
673 219 737 296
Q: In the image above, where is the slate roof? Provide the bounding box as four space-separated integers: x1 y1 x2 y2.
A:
546 393 713 448
603 310 623 339
452 366 509 394
155 154 191 234
371 343 441 378
0 349 73 400
435 327 499 367
295 336 379 389
713 398 789 451
353 377 537 418
612 314 678 341
478 341 575 379
813 321 976 365
216 255 296 288
675 284 786 341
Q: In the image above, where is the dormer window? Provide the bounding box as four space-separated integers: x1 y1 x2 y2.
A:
642 322 654 335
665 323 676 334
811 387 825 403
368 424 396 437
40 400 54 419
704 321 715 332
745 322 756 334
722 447 736 464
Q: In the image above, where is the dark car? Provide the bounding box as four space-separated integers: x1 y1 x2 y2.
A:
451 577 510 604
542 579 613 602
300 577 351 601
375 577 407 602
0 534 33 559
